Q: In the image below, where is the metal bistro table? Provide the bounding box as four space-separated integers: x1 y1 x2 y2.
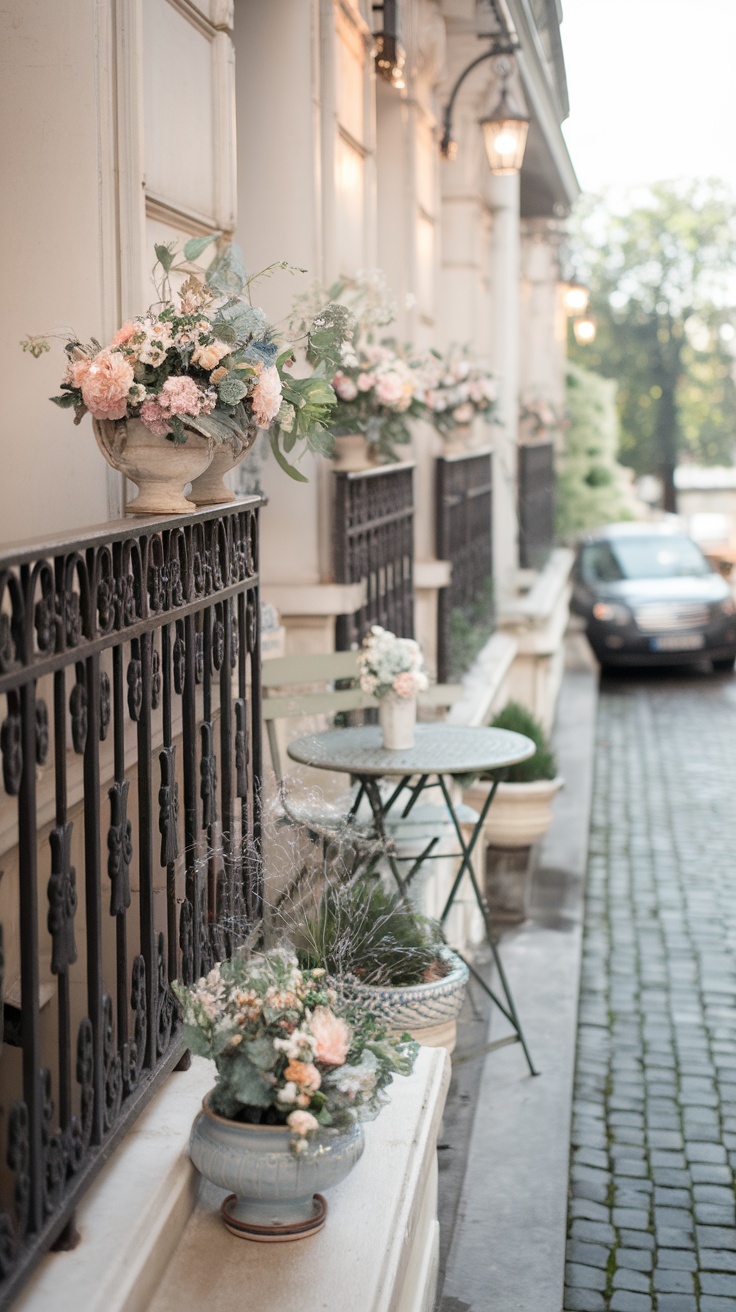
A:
287 723 538 1076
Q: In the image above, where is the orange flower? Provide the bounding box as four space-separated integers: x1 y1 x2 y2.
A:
284 1060 321 1093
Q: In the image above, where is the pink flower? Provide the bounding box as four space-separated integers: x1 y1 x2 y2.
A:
392 671 417 699
356 372 375 392
374 371 406 408
64 356 92 389
159 375 203 417
112 321 137 346
139 399 171 437
452 402 474 424
287 1110 319 1137
251 365 282 428
310 1007 351 1066
80 349 135 421
333 372 359 402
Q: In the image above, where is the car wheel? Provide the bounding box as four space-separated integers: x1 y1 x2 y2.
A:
712 656 736 673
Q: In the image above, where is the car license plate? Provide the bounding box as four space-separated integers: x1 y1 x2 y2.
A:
650 633 705 652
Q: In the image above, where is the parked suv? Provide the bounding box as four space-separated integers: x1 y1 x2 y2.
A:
571 522 736 671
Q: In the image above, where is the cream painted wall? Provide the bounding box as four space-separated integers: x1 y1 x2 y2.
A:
0 0 117 543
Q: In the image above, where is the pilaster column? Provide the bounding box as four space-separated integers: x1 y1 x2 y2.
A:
487 171 521 594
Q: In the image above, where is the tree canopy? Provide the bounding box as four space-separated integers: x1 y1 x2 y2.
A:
567 180 736 510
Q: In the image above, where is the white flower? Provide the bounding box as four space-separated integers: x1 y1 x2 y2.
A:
276 1082 299 1105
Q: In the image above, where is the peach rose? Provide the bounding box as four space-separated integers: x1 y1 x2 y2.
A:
139 399 171 437
112 321 138 346
80 349 135 421
192 340 230 372
392 671 417 699
309 1007 351 1067
286 1110 319 1137
284 1060 322 1093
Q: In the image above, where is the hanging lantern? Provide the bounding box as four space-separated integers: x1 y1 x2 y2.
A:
562 282 590 315
479 82 530 175
573 315 597 345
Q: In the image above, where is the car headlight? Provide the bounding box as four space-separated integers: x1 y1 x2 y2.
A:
592 601 632 625
717 596 736 616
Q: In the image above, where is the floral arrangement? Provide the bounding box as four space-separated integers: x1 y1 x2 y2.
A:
415 348 497 438
290 270 422 462
357 625 428 701
22 237 344 479
519 398 564 438
173 949 416 1149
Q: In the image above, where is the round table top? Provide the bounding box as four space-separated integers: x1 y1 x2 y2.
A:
286 723 536 778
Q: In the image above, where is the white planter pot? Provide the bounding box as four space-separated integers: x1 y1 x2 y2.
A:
379 694 417 750
189 1093 364 1240
93 416 214 516
343 948 469 1054
331 433 376 471
188 427 258 505
465 776 564 849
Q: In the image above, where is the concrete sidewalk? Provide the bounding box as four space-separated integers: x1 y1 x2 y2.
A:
437 655 599 1312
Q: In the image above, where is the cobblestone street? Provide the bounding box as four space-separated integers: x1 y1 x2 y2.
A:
565 672 736 1312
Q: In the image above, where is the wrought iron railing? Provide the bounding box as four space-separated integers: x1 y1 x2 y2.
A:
0 501 262 1304
518 440 555 570
435 451 493 682
334 464 415 650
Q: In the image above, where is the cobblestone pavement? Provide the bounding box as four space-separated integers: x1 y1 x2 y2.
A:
565 674 736 1312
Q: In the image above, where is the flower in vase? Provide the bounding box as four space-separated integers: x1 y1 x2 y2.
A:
80 349 136 421
139 399 172 437
333 372 359 402
452 402 474 425
392 670 419 699
287 1109 319 1137
159 375 205 417
251 364 283 428
310 1006 351 1066
192 339 230 372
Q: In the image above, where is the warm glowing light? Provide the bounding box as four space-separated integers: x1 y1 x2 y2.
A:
480 115 529 174
562 283 590 315
573 315 597 345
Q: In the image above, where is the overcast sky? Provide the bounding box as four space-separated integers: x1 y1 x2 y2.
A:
560 0 736 196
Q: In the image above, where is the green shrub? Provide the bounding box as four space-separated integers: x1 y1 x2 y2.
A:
487 700 557 783
556 363 631 538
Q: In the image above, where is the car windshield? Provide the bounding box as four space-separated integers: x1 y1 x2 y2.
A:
581 536 711 583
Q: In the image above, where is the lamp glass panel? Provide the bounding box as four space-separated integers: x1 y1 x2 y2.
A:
481 118 529 174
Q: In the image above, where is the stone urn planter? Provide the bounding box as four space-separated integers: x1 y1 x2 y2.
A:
189 1094 365 1241
331 433 377 471
379 693 417 750
94 417 214 516
479 777 564 849
188 428 259 505
343 948 469 1054
465 776 563 923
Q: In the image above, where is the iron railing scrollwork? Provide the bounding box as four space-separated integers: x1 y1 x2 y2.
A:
0 501 262 1303
334 465 415 649
435 451 493 683
518 440 555 570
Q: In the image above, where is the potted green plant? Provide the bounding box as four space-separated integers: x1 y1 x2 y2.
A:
297 878 469 1054
173 948 417 1241
466 701 562 847
464 701 562 922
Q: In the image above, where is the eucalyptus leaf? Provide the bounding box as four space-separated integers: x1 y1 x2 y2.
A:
154 243 175 274
232 1059 273 1108
206 243 246 297
183 232 221 262
50 393 79 409
271 432 309 482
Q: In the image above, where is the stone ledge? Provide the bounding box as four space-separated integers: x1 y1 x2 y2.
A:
414 559 452 590
263 581 367 617
17 1048 450 1312
447 631 518 728
149 1046 450 1312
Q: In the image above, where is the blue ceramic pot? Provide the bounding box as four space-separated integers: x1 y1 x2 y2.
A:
190 1094 365 1233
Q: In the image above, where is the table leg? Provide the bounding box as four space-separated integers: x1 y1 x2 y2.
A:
436 775 538 1077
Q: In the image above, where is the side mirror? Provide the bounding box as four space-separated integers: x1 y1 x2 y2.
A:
718 559 733 578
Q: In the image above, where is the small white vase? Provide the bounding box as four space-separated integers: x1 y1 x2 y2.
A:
331 433 376 472
93 416 214 516
188 427 259 505
379 694 417 750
